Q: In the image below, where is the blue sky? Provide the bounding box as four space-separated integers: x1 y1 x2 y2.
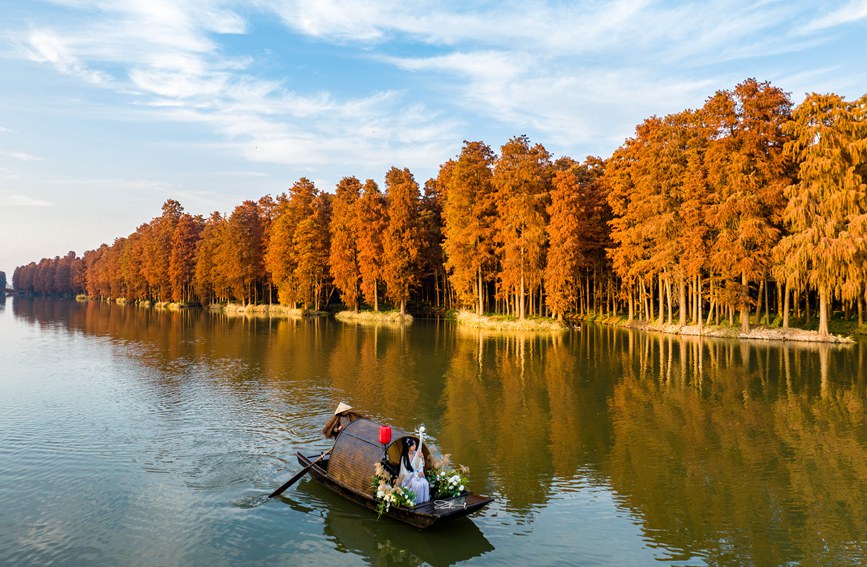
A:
2 0 866 279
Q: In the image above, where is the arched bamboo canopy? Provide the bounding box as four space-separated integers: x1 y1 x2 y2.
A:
329 418 431 495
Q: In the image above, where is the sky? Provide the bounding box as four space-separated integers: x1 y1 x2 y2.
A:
1 0 866 281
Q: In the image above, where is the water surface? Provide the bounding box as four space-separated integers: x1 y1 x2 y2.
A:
0 297 864 565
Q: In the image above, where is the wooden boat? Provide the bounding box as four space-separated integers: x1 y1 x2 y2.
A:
296 418 494 528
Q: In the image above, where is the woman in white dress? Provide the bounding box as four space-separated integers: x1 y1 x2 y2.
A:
399 437 430 504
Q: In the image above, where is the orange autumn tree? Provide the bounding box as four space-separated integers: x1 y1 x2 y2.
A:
676 109 713 329
169 213 204 303
222 200 265 305
141 199 184 301
704 79 792 331
493 135 552 319
382 166 423 316
774 93 867 336
257 195 277 304
441 141 497 314
293 192 331 310
356 179 387 311
418 177 448 309
329 177 362 311
266 178 318 306
606 121 659 323
194 212 226 304
545 156 608 320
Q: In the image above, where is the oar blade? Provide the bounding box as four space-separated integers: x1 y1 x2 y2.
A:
268 449 331 498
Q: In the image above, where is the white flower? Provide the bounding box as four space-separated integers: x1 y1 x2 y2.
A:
377 490 384 499
459 485 464 491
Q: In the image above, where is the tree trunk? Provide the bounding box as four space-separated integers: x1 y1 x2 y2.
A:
782 282 790 329
754 277 764 326
858 297 863 328
519 273 526 320
818 285 829 336
627 283 634 321
667 274 675 325
740 272 750 332
658 274 664 327
477 268 484 316
374 283 379 312
805 290 810 325
400 298 406 316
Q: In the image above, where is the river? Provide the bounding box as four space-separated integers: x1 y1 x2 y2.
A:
0 296 864 566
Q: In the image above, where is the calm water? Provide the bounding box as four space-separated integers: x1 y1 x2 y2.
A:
0 296 864 566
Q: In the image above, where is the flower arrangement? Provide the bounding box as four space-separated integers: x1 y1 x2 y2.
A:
425 454 470 498
372 462 416 518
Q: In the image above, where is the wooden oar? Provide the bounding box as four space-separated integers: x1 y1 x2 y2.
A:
269 449 332 498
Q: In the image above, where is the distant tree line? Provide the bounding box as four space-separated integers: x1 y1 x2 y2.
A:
13 79 867 335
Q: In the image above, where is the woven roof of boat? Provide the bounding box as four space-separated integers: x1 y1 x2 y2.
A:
329 418 429 495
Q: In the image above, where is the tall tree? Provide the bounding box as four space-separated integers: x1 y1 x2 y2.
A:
356 179 387 311
294 193 331 310
382 167 423 316
222 201 265 305
194 212 226 304
774 93 867 336
441 141 497 314
169 214 204 302
545 157 608 320
266 178 318 306
329 177 362 311
141 199 184 301
493 135 552 319
704 79 792 331
418 177 447 310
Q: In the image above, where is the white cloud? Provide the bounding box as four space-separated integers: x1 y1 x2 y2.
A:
4 194 55 207
23 30 110 84
803 0 867 32
0 151 43 161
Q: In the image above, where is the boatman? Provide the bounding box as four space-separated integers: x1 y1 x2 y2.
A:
322 402 365 439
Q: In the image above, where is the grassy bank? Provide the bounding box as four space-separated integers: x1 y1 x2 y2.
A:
454 310 567 332
219 303 327 318
335 309 413 325
572 312 858 344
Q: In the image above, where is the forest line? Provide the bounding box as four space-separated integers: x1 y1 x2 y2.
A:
12 79 867 336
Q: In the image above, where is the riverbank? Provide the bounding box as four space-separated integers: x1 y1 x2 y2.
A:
577 314 856 344
451 309 856 343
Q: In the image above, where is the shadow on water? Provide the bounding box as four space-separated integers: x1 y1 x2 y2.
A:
291 479 495 566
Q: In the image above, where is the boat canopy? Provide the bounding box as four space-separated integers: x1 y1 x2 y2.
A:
328 418 431 495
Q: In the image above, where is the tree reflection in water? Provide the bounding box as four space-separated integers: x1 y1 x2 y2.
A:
11 297 866 564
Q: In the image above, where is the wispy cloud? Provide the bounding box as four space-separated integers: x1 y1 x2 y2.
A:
0 150 43 161
22 29 111 84
803 0 867 32
4 194 55 207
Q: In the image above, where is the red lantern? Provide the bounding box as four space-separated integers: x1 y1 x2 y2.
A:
379 425 392 445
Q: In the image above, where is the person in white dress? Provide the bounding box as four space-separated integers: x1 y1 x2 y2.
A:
399 437 430 504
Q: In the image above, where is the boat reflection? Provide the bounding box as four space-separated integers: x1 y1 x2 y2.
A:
296 480 495 566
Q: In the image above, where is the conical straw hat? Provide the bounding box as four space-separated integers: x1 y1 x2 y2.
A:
334 402 352 415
